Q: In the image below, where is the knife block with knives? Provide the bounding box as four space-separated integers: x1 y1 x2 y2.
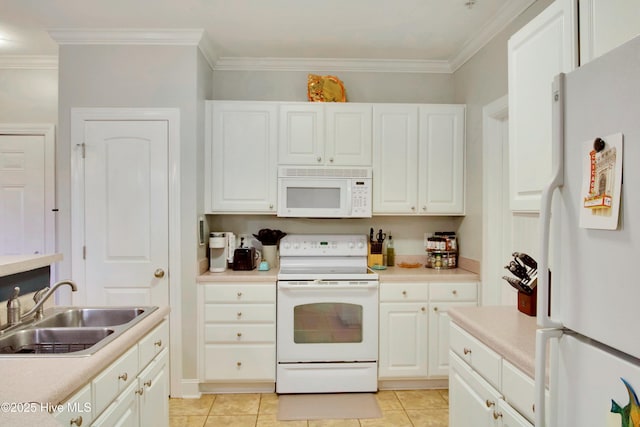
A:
502 252 539 316
368 227 384 267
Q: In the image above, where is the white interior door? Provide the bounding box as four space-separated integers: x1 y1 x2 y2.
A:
0 126 55 257
80 120 169 307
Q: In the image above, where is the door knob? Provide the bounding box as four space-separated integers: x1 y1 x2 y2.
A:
154 268 165 278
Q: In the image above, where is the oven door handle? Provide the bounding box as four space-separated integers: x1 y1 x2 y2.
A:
278 282 378 290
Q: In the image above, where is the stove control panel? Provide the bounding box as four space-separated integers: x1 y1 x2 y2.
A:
279 234 367 257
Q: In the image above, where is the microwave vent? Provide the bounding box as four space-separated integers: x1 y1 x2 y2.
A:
279 167 371 178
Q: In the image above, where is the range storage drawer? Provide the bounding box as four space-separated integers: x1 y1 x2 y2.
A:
139 320 169 370
204 283 276 303
449 322 502 389
204 345 276 381
379 282 429 302
430 282 477 302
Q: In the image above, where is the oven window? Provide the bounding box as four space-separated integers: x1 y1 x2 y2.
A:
286 187 340 209
293 302 363 343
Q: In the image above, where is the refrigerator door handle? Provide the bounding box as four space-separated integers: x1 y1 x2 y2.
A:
537 73 565 328
536 328 563 427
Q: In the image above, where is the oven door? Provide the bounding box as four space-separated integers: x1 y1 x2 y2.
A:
277 280 378 363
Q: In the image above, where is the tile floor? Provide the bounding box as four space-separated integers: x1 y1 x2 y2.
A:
170 389 449 427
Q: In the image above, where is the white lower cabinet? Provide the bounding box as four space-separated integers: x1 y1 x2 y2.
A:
378 281 478 382
54 319 169 427
199 283 276 386
449 321 544 427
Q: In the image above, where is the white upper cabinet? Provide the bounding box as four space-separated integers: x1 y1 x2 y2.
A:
419 105 465 214
579 0 640 64
372 104 419 214
278 103 372 166
205 101 278 213
508 0 578 212
373 104 465 215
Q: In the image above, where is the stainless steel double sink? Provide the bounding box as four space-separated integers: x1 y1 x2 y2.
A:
0 306 158 357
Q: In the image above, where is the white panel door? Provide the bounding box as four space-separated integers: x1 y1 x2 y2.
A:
508 0 577 212
419 105 465 214
278 103 324 165
82 120 169 307
0 134 46 255
428 302 476 378
325 103 372 166
372 104 419 214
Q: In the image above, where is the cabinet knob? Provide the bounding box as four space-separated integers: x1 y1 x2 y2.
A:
317 156 322 162
452 290 458 295
154 268 165 278
154 340 162 347
118 373 128 381
236 361 242 367
433 306 438 312
422 206 427 211
237 292 243 297
463 347 472 355
70 416 83 426
269 204 274 209
237 312 242 318
532 403 535 413
485 399 495 408
402 290 407 296
135 387 144 396
493 411 503 420
144 380 153 388
237 332 242 338
411 206 416 211
421 307 426 312
329 157 334 163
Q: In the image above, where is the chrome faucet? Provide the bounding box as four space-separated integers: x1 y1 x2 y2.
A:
20 280 78 322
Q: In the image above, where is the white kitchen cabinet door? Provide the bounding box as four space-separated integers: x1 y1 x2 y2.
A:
278 103 324 165
378 302 428 379
138 349 169 427
418 105 465 214
449 351 501 427
579 0 640 64
325 103 372 166
497 399 534 427
91 382 138 427
428 301 476 378
372 104 419 214
508 0 577 212
206 101 278 213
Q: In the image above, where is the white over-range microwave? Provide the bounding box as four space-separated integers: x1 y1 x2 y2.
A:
277 166 372 218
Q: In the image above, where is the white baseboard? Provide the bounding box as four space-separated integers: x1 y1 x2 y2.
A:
175 379 202 399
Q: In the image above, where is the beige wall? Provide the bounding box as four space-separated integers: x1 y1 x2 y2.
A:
453 0 554 262
0 68 57 123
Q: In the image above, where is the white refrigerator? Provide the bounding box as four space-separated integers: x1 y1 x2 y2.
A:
535 35 640 426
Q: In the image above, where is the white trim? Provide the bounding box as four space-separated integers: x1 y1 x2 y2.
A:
70 108 183 396
0 56 58 70
449 0 536 72
213 57 452 73
0 123 56 263
179 379 202 399
482 95 509 306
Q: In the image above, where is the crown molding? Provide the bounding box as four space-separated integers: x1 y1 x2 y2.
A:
448 0 536 72
213 57 452 73
0 55 58 69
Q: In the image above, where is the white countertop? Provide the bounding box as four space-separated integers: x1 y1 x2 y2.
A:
197 266 478 283
0 254 63 277
0 305 170 426
448 305 538 379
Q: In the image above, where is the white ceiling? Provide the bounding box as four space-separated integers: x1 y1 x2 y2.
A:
0 0 535 72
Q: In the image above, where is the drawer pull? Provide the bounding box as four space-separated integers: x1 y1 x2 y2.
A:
135 387 144 396
144 380 153 388
433 306 438 312
154 340 162 347
236 362 242 367
452 290 458 295
493 411 503 420
237 332 243 338
485 399 495 408
532 403 535 413
463 348 472 355
402 291 407 296
118 373 128 381
237 312 242 318
421 307 426 312
237 292 243 297
70 416 83 426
